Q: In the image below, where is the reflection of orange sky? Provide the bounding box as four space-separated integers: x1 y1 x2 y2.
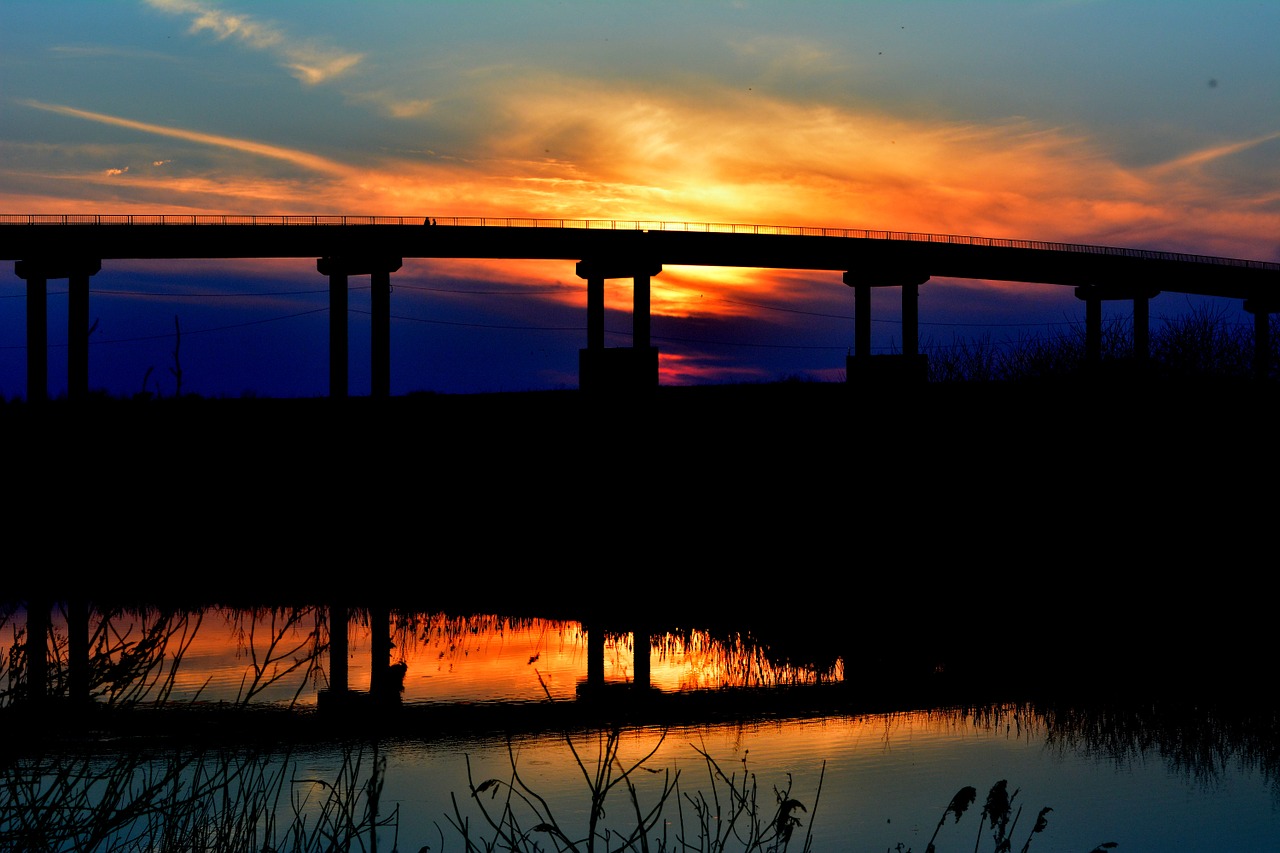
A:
13 607 841 707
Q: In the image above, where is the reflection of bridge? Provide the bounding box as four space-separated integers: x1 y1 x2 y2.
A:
17 601 876 735
318 605 664 711
4 215 1279 400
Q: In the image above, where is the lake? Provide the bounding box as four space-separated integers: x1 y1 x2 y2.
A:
2 602 1277 852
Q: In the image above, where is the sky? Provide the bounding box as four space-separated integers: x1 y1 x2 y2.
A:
2 0 1279 399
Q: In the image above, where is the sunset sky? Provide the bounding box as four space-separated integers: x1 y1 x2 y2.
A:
3 1 1278 398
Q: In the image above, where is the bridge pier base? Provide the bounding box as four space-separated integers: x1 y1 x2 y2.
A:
842 271 929 385
15 259 102 402
577 259 662 392
318 257 402 398
1074 285 1161 367
1244 296 1278 380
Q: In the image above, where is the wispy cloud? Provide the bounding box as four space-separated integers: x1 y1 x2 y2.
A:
143 0 362 85
21 100 355 176
1146 130 1280 177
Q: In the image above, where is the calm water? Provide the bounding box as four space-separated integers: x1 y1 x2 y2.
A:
3 604 1277 852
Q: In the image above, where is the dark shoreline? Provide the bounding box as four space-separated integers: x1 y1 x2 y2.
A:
7 377 1276 670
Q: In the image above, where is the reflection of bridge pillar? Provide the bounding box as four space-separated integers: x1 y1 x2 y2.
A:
633 625 650 690
26 599 49 703
369 605 392 698
68 598 90 704
842 271 929 383
317 257 403 399
15 259 102 402
1244 296 1278 380
576 259 662 392
1074 285 1161 364
586 622 605 688
329 605 349 694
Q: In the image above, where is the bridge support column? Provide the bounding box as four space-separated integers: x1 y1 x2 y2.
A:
842 271 929 384
371 267 391 398
15 259 102 402
587 275 605 350
854 282 871 358
1244 296 1278 380
1074 285 1161 367
25 273 46 403
634 272 651 351
328 271 349 398
318 257 402 399
68 271 90 399
902 280 919 356
576 259 662 392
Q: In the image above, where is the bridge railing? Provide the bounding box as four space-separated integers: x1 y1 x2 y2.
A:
2 214 1277 271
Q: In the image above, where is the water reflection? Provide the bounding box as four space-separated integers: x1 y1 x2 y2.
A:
2 600 1277 851
1 603 843 710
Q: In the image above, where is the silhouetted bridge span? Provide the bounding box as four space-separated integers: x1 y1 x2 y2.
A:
4 214 1279 400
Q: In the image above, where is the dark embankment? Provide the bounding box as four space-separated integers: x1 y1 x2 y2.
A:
5 376 1277 700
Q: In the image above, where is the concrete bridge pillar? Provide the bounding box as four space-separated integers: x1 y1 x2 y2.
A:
15 259 102 402
586 275 605 350
575 259 662 391
1243 296 1278 380
1073 285 1161 365
853 280 871 358
902 279 920 356
317 257 402 398
842 270 929 383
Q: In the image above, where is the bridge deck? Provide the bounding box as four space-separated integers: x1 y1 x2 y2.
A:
3 217 1278 299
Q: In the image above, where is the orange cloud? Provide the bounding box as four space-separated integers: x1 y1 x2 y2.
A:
13 74 1280 265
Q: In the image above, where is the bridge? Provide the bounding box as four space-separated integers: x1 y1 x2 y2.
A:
4 214 1279 401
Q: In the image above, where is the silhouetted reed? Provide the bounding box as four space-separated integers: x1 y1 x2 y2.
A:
446 728 822 853
0 743 396 852
1 603 327 712
923 304 1277 382
888 779 1114 853
1 604 203 709
225 606 326 706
